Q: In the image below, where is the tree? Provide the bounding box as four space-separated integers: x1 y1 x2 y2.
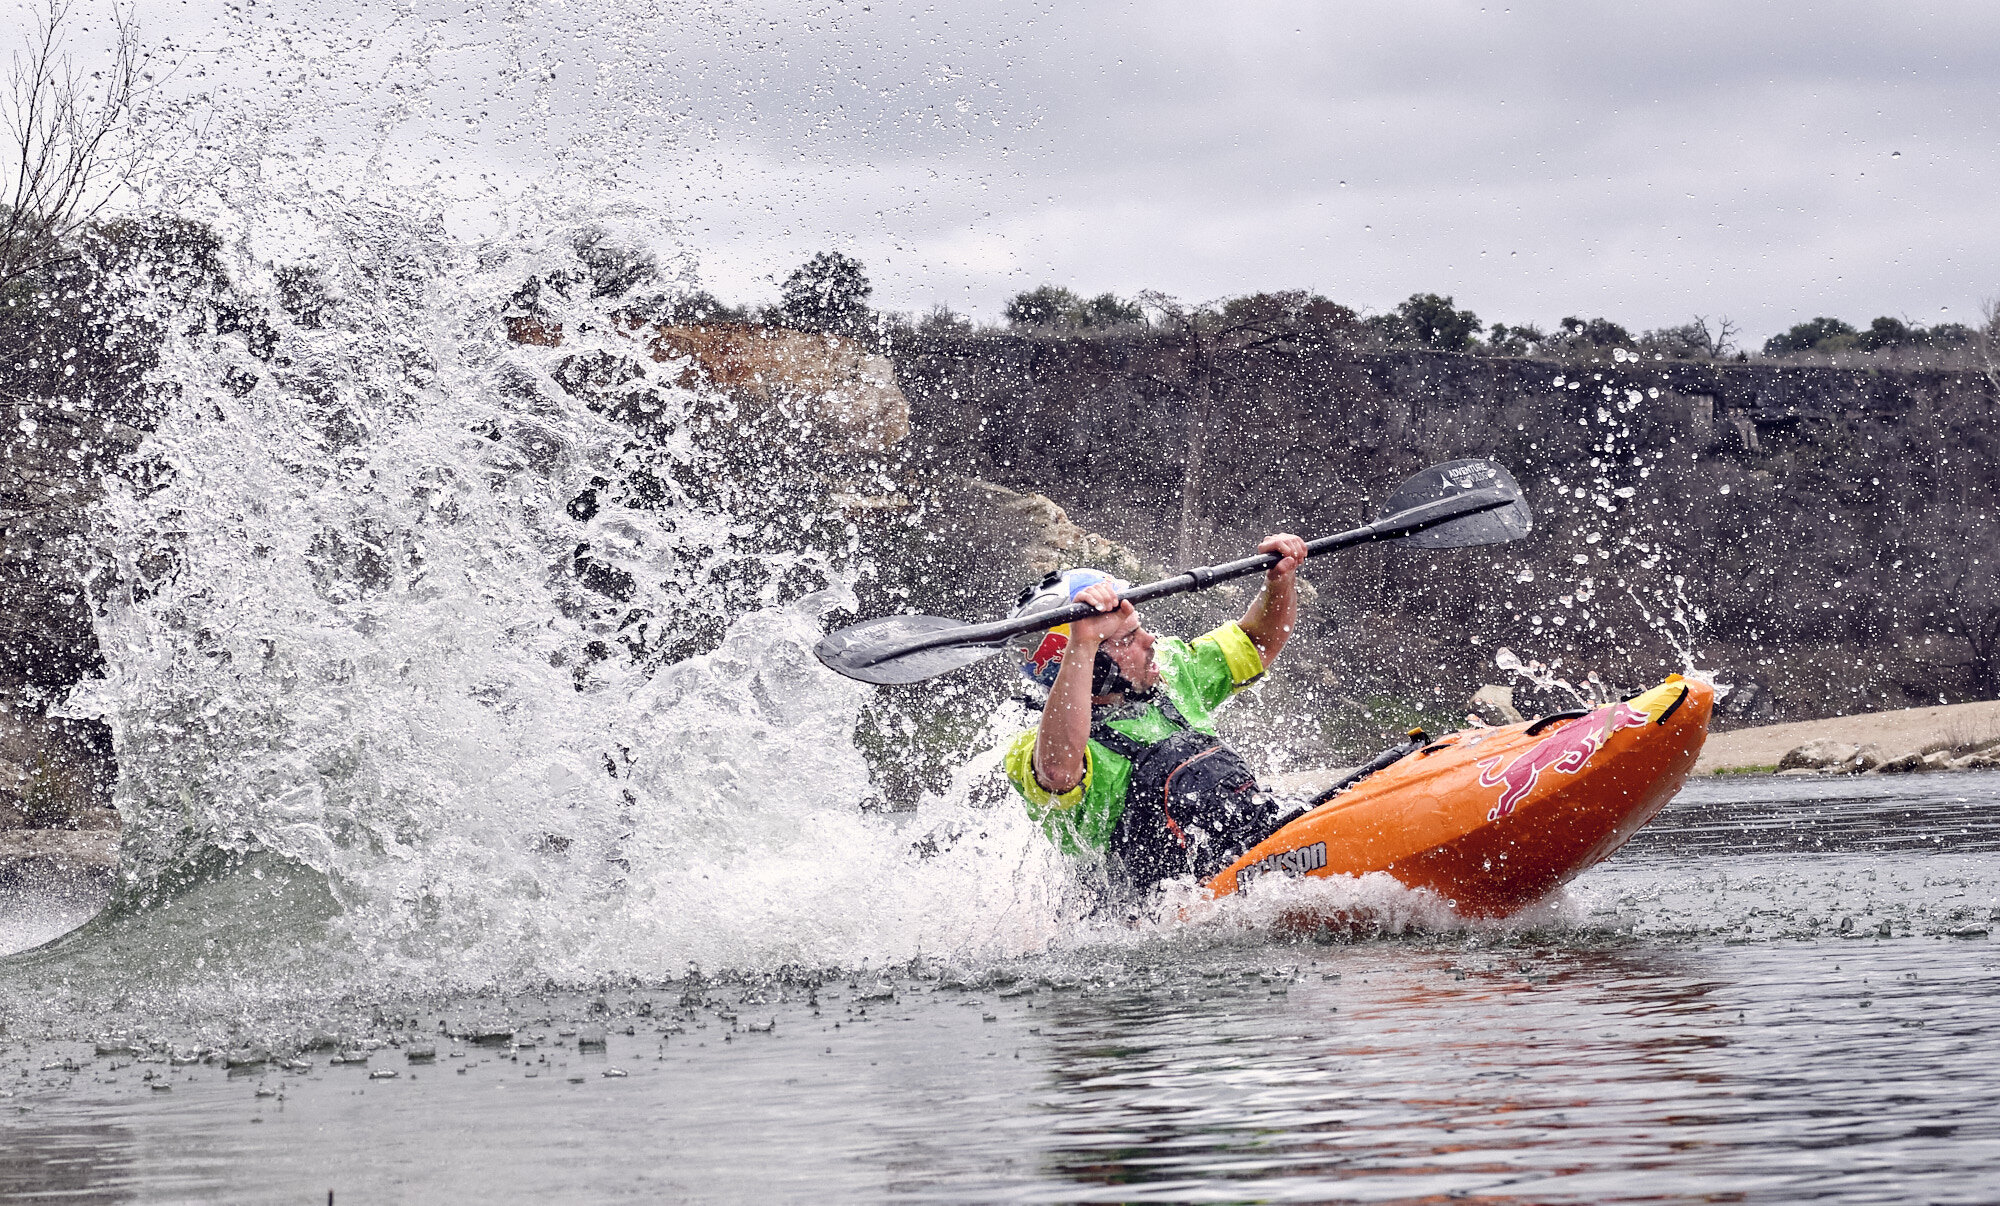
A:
779 250 872 335
1370 292 1482 351
1639 315 1738 360
1077 291 1143 328
1004 285 1078 328
916 303 973 335
1762 316 1856 356
1854 316 1915 351
1554 315 1633 350
1004 285 1143 331
1485 322 1546 357
570 227 660 300
2 1 145 294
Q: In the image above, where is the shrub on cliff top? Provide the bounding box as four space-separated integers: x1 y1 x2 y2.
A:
1763 316 1859 356
1762 314 1971 357
779 250 873 335
1004 285 1144 331
1368 292 1483 352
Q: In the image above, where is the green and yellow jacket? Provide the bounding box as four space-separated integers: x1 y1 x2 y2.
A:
1002 622 1264 855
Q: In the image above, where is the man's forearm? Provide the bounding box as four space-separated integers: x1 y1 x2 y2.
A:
1033 640 1099 792
1240 575 1296 666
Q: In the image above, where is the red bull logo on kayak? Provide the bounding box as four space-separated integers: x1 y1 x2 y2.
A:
1476 701 1651 822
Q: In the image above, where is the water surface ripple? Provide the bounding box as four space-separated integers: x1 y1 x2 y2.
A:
3 772 1998 1203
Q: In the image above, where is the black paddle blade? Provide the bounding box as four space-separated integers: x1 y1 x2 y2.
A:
814 614 1008 685
1380 458 1533 549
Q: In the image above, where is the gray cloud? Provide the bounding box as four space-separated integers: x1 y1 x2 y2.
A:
132 0 2000 341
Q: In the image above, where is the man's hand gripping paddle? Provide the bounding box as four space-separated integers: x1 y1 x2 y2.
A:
814 458 1534 686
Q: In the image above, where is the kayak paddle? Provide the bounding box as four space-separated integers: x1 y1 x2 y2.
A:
815 458 1533 685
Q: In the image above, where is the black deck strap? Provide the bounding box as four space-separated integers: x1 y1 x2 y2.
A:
1524 708 1591 736
1299 731 1428 813
1654 685 1689 725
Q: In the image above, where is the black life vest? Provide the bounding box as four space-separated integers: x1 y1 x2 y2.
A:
1089 697 1283 889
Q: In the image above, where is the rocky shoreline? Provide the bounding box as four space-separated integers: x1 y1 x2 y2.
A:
1693 699 2000 776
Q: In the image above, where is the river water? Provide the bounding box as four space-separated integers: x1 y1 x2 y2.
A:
4 769 1997 1203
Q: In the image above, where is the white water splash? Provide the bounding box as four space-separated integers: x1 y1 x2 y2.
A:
57 188 1076 995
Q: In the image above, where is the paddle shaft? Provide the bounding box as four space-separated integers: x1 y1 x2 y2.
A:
846 485 1518 671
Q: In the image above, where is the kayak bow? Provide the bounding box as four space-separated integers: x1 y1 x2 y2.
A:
1210 675 1713 917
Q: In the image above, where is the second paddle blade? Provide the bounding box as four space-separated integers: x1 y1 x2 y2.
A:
813 614 1007 685
1380 458 1533 549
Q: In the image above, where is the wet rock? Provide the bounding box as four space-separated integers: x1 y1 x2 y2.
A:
1850 744 1887 772
1469 685 1524 726
1777 740 1860 772
1875 749 1957 773
577 1025 607 1051
1872 750 1929 774
945 479 1146 581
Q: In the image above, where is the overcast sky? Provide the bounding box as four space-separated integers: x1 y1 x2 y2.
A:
107 0 2000 341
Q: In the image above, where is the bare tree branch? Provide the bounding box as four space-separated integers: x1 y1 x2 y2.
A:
1685 315 1738 360
1 0 147 292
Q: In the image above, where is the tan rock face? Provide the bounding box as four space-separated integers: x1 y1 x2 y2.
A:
504 318 912 454
642 323 910 453
1469 684 1524 726
953 480 1145 580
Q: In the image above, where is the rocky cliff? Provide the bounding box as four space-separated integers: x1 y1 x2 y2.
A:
888 329 2000 728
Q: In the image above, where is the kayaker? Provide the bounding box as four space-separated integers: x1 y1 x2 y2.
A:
1002 534 1309 893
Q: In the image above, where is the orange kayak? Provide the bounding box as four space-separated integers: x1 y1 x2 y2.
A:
1208 676 1713 917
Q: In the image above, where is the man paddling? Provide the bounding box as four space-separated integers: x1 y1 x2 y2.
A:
1001 534 1309 893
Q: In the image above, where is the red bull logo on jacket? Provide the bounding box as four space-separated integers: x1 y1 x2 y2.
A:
1476 701 1651 822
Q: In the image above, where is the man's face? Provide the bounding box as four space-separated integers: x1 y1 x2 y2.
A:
1097 611 1160 693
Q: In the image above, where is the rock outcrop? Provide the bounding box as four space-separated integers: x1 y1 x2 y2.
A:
510 317 913 455
950 480 1145 581
1776 733 2000 775
1468 684 1525 726
642 323 911 453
